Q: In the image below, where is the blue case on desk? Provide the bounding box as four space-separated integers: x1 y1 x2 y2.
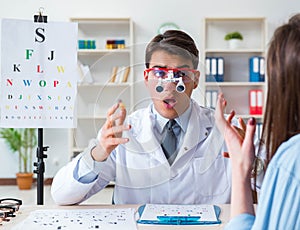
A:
137 204 221 225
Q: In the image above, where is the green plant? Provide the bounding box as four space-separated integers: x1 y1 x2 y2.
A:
0 128 37 173
224 31 243 41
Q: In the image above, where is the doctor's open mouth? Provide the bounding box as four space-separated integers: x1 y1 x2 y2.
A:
163 98 177 109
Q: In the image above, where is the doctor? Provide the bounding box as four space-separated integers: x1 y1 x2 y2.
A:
51 30 232 205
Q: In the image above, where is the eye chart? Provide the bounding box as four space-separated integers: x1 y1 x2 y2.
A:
1 18 78 128
12 208 137 230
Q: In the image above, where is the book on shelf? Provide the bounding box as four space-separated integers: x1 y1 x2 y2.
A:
109 66 118 83
109 66 130 83
78 40 96 49
122 66 130 82
116 66 125 83
78 63 93 83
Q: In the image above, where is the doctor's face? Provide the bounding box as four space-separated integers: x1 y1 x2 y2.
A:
144 50 200 119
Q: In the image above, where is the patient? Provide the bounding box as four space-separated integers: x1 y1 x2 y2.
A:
215 13 300 229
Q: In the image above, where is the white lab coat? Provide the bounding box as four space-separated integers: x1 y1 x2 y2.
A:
51 100 232 205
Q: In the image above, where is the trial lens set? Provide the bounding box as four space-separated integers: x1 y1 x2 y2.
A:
0 198 22 226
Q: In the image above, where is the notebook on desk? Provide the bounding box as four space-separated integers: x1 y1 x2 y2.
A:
137 204 221 225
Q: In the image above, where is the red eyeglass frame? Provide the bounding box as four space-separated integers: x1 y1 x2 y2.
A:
144 67 198 77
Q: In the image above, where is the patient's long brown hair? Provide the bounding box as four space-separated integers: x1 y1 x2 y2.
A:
261 13 300 165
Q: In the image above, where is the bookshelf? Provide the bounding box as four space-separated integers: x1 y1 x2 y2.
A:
69 18 134 157
202 17 267 121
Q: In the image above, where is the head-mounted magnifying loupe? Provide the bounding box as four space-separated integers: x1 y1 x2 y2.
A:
145 67 197 93
155 70 186 93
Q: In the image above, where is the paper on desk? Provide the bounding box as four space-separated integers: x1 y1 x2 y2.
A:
139 204 219 221
12 208 137 230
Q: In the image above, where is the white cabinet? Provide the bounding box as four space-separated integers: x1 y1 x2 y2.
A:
202 17 267 119
69 18 134 157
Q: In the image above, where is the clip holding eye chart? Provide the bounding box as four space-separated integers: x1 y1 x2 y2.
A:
33 7 49 206
34 7 48 23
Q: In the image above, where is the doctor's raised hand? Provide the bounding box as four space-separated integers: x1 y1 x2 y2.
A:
91 101 131 162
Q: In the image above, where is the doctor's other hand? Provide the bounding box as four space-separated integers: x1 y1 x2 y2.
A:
91 101 131 162
215 93 256 176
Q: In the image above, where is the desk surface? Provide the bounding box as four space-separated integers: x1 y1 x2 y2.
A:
2 204 231 229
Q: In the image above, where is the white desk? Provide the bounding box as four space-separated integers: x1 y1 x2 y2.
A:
2 204 231 229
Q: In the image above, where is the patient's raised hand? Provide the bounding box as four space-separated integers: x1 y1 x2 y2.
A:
214 93 256 176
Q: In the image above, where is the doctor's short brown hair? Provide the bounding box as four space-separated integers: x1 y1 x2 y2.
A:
145 30 199 69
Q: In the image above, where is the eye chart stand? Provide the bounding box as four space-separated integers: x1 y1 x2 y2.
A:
33 10 49 206
1 8 77 206
34 128 49 205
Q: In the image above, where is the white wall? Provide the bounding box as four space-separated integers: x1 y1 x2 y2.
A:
0 0 299 178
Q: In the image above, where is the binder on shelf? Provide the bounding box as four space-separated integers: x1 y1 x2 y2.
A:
259 57 265 82
249 56 260 82
205 57 224 82
211 57 217 82
205 90 218 109
256 89 263 114
256 122 263 139
249 89 263 115
249 90 257 115
211 90 218 108
217 57 224 82
205 57 214 82
205 90 211 108
137 204 221 225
